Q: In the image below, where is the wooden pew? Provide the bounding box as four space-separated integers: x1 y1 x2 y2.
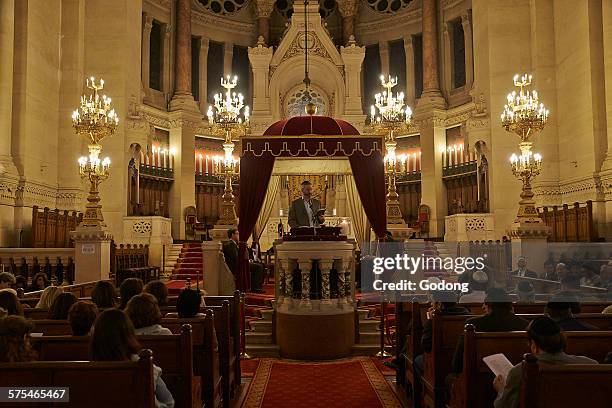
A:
0 349 156 408
398 301 427 399
31 325 198 408
31 319 72 335
23 308 50 320
161 311 222 408
449 327 612 408
460 301 611 315
520 353 612 408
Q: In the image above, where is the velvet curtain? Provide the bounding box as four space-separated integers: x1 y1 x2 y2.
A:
344 174 372 246
253 175 281 242
348 151 387 238
237 152 276 291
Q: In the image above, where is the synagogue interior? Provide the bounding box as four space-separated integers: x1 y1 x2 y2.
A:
1 0 612 407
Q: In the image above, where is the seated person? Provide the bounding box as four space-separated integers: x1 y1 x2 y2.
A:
493 316 597 408
91 280 117 309
0 290 24 316
90 309 175 408
119 278 144 310
176 288 204 318
144 280 169 307
0 315 37 362
545 292 598 331
26 272 49 292
125 293 172 335
222 228 264 293
511 256 537 278
0 272 16 290
35 285 63 310
68 301 99 336
452 288 529 373
248 242 265 294
458 270 489 304
48 292 77 320
515 281 535 303
579 264 600 287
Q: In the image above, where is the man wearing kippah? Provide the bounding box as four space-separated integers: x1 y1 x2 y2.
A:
493 316 597 408
287 180 324 228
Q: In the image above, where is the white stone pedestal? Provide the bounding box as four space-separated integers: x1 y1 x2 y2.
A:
386 224 417 241
444 213 496 242
202 240 222 295
509 223 550 277
71 228 113 284
122 216 173 267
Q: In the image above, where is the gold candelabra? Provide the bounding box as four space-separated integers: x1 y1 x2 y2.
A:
369 75 413 224
72 77 118 228
206 75 250 226
501 74 548 224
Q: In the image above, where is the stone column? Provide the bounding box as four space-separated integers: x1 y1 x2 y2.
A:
0 0 16 175
254 0 274 45
404 35 416 107
224 42 234 76
443 22 452 92
340 40 366 120
248 38 273 127
379 40 390 75
298 259 312 308
141 13 153 94
199 37 210 113
599 0 612 238
461 12 474 90
319 260 333 305
170 0 197 110
162 23 172 99
419 0 445 108
168 111 198 239
337 0 358 45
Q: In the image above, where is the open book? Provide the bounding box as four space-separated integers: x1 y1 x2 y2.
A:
483 353 514 378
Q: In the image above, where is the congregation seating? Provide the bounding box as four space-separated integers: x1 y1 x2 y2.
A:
520 353 612 408
448 327 612 408
111 243 160 286
31 325 198 408
0 349 156 408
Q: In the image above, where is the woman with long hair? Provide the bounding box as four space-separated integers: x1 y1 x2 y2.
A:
0 315 37 362
0 290 24 316
35 286 63 310
26 272 49 293
125 293 172 335
89 309 174 407
48 292 78 320
90 280 117 309
119 278 144 310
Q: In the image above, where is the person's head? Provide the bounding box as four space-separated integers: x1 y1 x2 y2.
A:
14 275 26 290
517 256 527 269
0 290 23 316
35 285 63 310
527 316 566 355
0 272 16 290
544 262 555 275
517 281 535 302
32 272 49 290
90 309 141 361
144 280 168 306
545 292 580 320
227 228 239 243
469 270 489 292
560 274 581 291
431 290 459 309
580 264 595 279
119 278 144 309
47 292 77 320
301 180 313 198
0 315 36 362
91 280 117 309
555 263 568 279
125 293 162 329
569 262 581 275
176 288 202 318
68 301 98 336
484 287 513 314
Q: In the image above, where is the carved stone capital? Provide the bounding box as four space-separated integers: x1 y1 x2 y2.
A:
254 0 275 18
337 0 358 18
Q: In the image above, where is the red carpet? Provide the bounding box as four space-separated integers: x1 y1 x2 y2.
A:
172 243 204 280
241 358 260 378
242 358 402 408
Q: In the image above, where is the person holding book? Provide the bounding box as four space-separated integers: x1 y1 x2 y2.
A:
288 180 325 228
492 316 597 408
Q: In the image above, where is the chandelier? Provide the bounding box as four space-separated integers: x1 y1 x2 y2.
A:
370 75 412 129
500 74 549 142
510 149 542 180
207 75 250 135
72 77 119 144
71 77 117 229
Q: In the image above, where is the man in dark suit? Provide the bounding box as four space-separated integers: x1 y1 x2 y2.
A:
288 180 325 228
511 256 537 278
545 292 598 331
221 228 265 293
451 288 529 373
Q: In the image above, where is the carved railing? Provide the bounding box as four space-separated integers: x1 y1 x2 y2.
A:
468 240 512 283
538 201 598 242
110 242 160 286
31 206 83 248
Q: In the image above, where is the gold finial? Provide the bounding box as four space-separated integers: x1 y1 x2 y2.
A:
305 102 317 116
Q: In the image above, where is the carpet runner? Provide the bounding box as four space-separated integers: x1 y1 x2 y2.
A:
172 243 204 281
242 358 402 408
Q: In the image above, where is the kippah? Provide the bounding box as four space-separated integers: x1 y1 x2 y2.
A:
301 180 311 185
528 316 561 336
472 270 489 284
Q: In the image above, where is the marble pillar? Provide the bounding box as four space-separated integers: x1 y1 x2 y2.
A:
419 0 445 108
199 37 210 114
337 0 358 45
404 35 416 107
224 42 234 77
379 40 390 75
255 0 274 45
169 0 197 111
461 12 474 91
340 40 366 121
141 13 153 96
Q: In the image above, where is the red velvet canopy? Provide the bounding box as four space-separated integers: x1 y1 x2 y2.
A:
236 116 386 292
263 116 360 136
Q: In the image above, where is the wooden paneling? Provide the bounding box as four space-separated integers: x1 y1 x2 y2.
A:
539 201 597 242
31 206 82 248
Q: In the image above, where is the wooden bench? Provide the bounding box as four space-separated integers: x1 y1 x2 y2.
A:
449 327 612 408
31 325 197 408
31 319 72 335
23 308 50 320
460 301 612 315
397 300 426 397
161 311 222 408
520 353 612 408
0 349 155 408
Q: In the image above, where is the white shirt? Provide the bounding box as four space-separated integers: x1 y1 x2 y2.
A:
303 197 314 227
458 290 486 304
